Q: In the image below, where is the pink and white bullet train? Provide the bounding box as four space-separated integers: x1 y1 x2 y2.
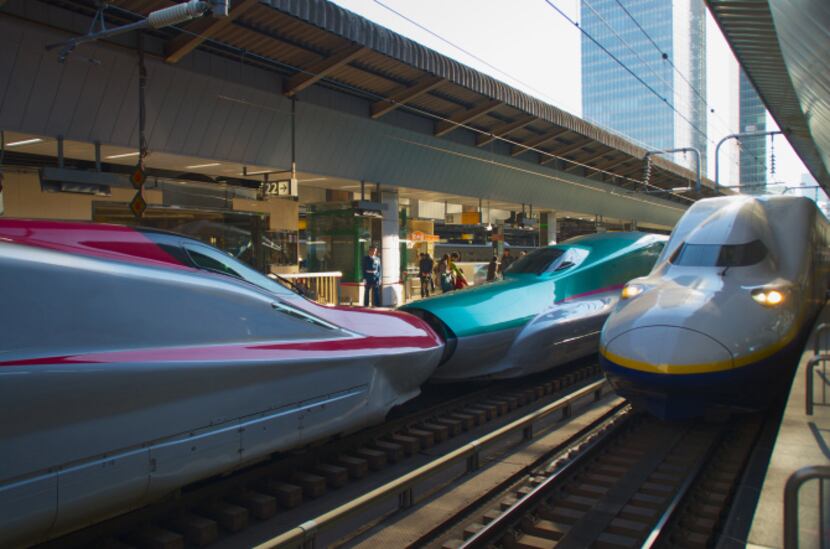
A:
600 195 830 419
0 219 443 546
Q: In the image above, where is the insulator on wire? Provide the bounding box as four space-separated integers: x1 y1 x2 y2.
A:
642 157 653 187
769 133 776 176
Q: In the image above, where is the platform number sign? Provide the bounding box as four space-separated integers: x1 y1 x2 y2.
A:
261 179 296 197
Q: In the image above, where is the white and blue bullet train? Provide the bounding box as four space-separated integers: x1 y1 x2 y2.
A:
600 195 830 419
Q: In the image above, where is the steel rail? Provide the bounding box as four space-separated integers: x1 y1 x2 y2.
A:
460 404 633 548
255 379 608 549
641 426 728 548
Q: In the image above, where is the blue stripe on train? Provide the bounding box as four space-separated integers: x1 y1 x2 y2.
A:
599 342 801 420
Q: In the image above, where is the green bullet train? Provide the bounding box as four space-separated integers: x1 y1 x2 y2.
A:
401 232 667 381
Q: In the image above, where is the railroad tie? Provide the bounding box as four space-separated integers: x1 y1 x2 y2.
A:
420 422 450 442
228 490 277 520
200 501 249 532
263 480 303 508
373 440 405 462
127 526 184 549
167 512 218 547
290 472 327 498
353 447 388 470
551 425 690 549
313 463 350 488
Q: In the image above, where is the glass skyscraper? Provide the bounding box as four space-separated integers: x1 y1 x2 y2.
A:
581 0 708 172
738 70 767 193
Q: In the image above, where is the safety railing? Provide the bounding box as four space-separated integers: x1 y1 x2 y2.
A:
806 355 830 415
808 324 830 415
280 271 342 305
254 379 608 549
783 465 830 549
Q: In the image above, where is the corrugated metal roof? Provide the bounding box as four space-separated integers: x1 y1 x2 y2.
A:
21 0 713 197
258 0 708 188
706 0 830 192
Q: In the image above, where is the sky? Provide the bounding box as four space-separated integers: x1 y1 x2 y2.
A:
330 0 818 198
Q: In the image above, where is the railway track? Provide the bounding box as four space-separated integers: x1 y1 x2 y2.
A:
435 412 764 549
40 361 603 549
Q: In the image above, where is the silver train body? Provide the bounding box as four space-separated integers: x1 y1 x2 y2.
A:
0 220 443 546
600 195 830 419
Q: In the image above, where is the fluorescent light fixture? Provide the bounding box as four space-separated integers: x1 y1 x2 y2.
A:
105 151 140 159
184 162 221 169
241 169 272 176
6 138 44 147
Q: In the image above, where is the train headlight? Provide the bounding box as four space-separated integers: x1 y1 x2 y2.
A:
751 288 785 307
621 283 645 300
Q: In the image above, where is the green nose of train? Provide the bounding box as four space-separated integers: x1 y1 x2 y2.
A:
401 232 667 382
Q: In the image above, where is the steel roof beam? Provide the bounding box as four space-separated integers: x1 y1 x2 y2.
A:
476 114 536 147
284 44 368 97
165 0 259 64
539 139 592 166
510 128 570 157
434 99 502 137
564 150 612 172
370 74 445 119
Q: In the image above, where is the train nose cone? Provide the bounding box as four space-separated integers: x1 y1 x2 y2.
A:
603 326 734 374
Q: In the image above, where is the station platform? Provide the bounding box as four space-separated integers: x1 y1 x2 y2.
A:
727 304 830 548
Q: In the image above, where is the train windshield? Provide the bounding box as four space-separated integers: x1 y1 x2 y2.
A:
670 239 768 267
505 247 565 275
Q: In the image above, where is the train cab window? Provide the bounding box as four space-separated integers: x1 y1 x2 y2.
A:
184 244 294 296
670 239 768 267
506 248 565 275
550 248 590 272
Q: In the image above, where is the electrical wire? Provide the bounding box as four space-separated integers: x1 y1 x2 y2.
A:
580 0 746 173
367 0 696 198
544 0 710 161
610 0 767 177
373 0 564 110
60 2 695 205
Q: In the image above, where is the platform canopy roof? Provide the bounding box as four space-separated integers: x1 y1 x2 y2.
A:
32 0 718 203
706 0 830 193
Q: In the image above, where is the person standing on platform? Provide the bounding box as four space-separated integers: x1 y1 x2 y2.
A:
437 253 453 293
419 252 435 298
487 255 498 282
363 246 381 307
498 249 514 277
450 252 468 290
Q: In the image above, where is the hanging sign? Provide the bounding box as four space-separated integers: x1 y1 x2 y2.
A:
130 166 146 189
129 191 147 219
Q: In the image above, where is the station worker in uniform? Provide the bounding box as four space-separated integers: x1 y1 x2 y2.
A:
363 246 381 307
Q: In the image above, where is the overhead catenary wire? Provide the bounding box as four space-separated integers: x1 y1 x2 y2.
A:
609 0 766 177
580 0 755 178
367 0 697 198
544 0 708 150
60 3 696 205
373 0 565 110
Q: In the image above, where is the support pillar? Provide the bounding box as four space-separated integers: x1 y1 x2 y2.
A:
541 211 557 245
381 190 403 306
